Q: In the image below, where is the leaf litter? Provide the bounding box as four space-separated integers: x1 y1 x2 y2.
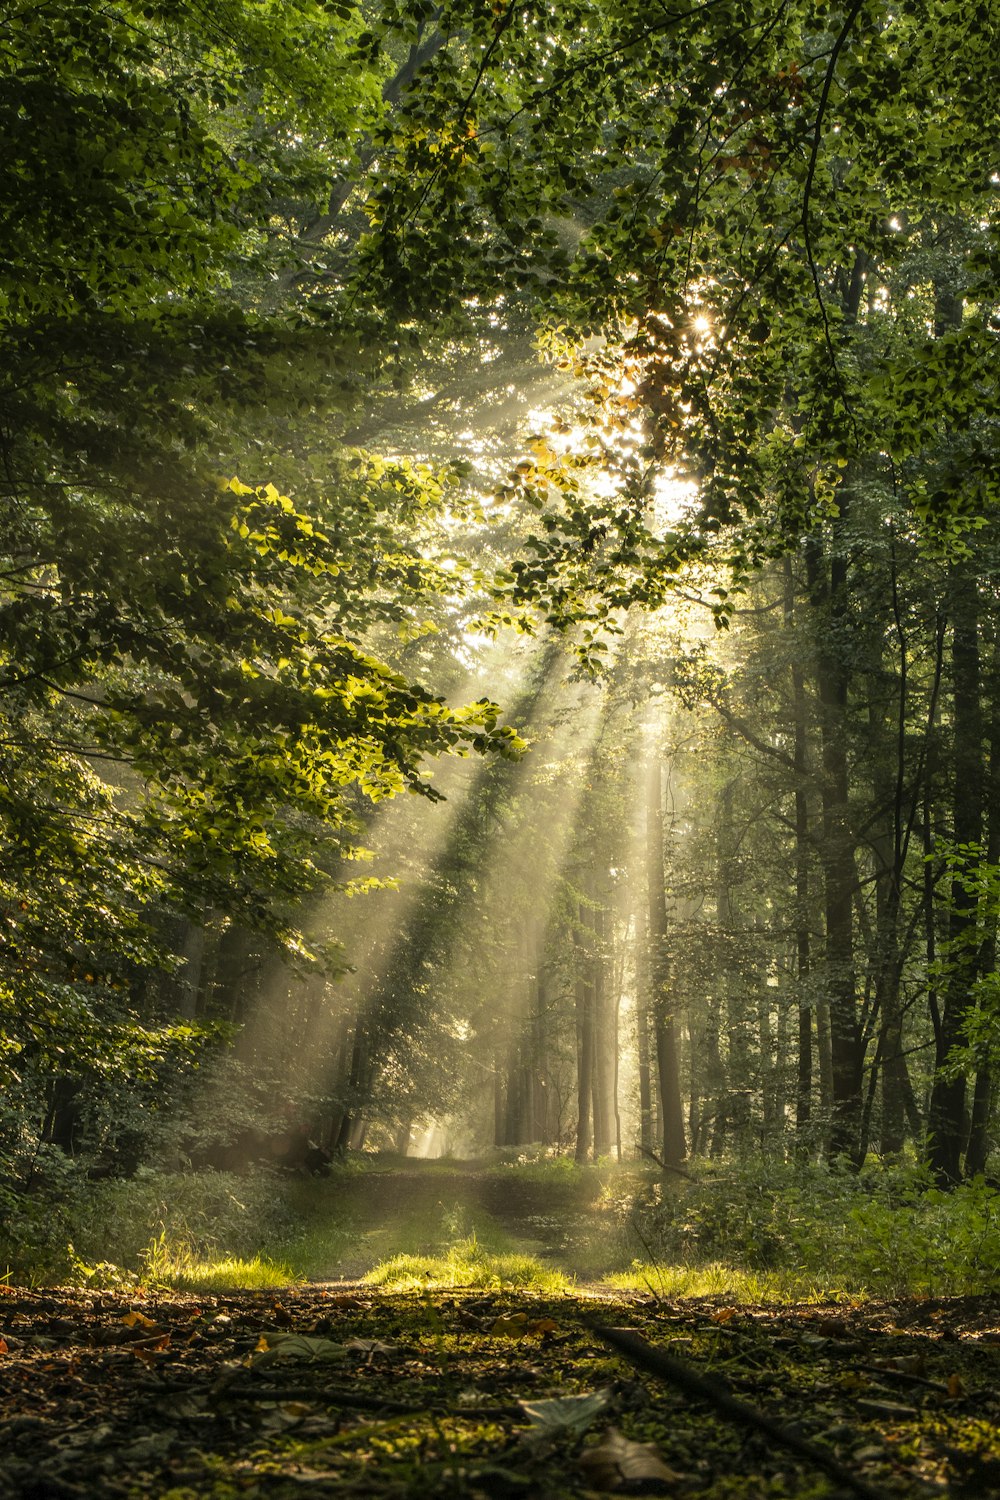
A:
0 1283 999 1496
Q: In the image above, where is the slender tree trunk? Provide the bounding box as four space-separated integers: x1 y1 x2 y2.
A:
806 522 863 1162
592 902 613 1157
785 556 814 1147
574 903 594 1163
965 625 1000 1177
635 896 654 1155
929 565 983 1183
647 754 686 1167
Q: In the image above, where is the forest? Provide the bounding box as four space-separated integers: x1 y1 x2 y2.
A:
1 1 999 1496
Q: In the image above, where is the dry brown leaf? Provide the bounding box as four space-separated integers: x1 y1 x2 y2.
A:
526 1317 559 1337
710 1307 738 1324
580 1426 681 1491
492 1313 529 1338
132 1336 171 1367
122 1310 157 1330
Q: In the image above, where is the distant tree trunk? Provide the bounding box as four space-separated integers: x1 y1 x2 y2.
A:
758 966 778 1145
337 1018 369 1152
929 565 983 1183
175 921 206 1021
592 901 614 1158
634 896 654 1156
532 953 552 1144
494 1064 505 1148
784 557 816 1148
806 521 863 1163
647 754 686 1167
965 622 1000 1177
574 902 594 1163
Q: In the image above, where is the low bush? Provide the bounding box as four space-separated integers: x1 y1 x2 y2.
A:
0 1166 301 1286
626 1158 1000 1297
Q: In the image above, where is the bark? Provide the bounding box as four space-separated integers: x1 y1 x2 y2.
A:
574 903 594 1163
928 564 983 1183
964 623 1000 1177
806 521 863 1163
591 901 613 1157
647 754 686 1167
634 892 654 1155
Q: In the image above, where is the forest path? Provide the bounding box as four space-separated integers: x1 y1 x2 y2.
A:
292 1159 633 1282
3 1278 999 1497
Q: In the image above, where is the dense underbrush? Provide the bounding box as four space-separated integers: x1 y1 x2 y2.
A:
2 1153 998 1298
619 1157 1000 1299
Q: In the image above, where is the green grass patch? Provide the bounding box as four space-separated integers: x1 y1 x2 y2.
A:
606 1259 856 1304
364 1235 572 1292
154 1253 300 1292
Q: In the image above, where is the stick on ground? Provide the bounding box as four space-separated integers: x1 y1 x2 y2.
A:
590 1323 892 1500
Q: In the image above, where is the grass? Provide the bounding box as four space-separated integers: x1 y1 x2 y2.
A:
7 1152 1000 1300
363 1234 572 1292
163 1253 300 1292
606 1260 857 1304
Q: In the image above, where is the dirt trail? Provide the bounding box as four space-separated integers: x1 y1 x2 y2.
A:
3 1279 1000 1497
312 1160 616 1279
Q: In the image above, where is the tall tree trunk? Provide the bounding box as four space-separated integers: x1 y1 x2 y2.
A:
965 625 1000 1177
592 901 613 1157
929 565 983 1183
647 754 686 1167
785 557 815 1146
635 892 654 1155
574 902 594 1163
806 520 863 1163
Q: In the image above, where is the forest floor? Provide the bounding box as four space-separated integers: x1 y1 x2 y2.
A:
3 1163 1000 1497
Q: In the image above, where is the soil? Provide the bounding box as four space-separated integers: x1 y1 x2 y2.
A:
3 1279 1000 1498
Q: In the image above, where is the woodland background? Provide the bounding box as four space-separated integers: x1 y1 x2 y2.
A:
1 0 999 1284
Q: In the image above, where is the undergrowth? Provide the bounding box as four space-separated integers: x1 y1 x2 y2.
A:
3 1153 999 1298
623 1157 1000 1298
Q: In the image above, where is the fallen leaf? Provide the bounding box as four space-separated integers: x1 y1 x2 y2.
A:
345 1336 398 1357
0 1337 7 1354
251 1332 348 1366
122 1310 158 1330
518 1390 610 1436
710 1307 738 1324
526 1317 559 1337
132 1336 171 1367
492 1313 529 1338
887 1354 925 1376
580 1426 681 1491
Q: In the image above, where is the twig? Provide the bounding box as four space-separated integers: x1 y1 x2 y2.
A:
855 1363 951 1395
590 1324 891 1500
637 1145 695 1180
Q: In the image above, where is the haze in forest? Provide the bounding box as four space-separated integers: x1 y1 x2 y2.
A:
1 0 998 1305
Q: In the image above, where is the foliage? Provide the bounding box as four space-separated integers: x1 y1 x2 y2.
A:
0 0 526 1170
628 1159 1000 1298
0 1165 300 1285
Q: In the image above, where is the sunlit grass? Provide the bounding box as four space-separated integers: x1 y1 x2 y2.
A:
137 1229 300 1291
606 1260 859 1304
166 1255 301 1292
364 1235 572 1292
